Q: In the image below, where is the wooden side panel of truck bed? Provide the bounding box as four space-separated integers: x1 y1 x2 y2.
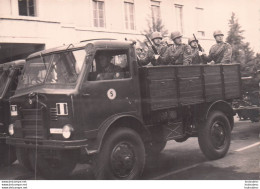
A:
139 64 241 115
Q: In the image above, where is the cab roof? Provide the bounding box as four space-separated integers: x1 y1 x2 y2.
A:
0 59 25 70
27 39 133 59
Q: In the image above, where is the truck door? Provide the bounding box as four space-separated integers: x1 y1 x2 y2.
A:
79 49 141 132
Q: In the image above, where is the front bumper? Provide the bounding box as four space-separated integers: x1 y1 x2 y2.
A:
6 137 89 150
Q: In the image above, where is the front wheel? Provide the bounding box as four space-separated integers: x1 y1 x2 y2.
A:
198 111 231 160
93 127 145 180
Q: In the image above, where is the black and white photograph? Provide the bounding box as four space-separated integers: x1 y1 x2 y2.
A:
0 0 259 188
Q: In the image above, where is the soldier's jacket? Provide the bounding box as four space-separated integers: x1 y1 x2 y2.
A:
139 44 168 66
204 42 232 64
162 44 192 65
190 47 205 64
97 63 123 80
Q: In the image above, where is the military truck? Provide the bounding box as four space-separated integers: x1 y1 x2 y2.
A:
6 39 241 179
0 60 25 166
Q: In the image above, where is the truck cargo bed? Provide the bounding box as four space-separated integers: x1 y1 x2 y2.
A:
139 64 241 115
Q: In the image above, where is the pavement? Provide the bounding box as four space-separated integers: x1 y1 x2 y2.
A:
0 116 259 180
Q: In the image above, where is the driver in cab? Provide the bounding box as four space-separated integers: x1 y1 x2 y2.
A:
95 51 124 80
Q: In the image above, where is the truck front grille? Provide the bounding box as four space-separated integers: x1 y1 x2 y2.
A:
21 108 45 139
50 108 58 121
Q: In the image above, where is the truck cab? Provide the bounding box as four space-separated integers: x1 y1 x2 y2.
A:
0 60 25 166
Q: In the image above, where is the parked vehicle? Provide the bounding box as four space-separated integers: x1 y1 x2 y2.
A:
6 40 241 179
0 60 25 166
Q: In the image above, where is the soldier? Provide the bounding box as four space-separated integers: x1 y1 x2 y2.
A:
203 30 232 64
95 51 123 80
163 31 192 65
188 36 205 64
139 31 167 66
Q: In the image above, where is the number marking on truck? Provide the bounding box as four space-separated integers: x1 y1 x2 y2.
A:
107 89 116 100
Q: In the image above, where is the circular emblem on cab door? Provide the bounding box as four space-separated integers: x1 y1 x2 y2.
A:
107 88 116 100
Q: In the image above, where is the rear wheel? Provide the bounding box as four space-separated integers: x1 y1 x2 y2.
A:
198 111 231 160
36 150 78 179
93 127 145 180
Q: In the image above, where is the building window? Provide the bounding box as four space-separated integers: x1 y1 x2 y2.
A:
196 8 205 36
93 0 106 28
18 0 36 16
174 4 183 33
151 1 161 22
124 1 135 30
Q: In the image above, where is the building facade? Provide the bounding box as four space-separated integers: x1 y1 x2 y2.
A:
0 0 230 63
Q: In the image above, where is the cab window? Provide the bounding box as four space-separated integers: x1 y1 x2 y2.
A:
87 50 130 81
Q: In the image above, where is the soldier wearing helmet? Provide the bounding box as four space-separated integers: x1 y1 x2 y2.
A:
163 31 192 65
139 31 167 66
203 30 232 64
188 36 205 64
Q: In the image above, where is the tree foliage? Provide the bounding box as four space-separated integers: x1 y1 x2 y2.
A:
137 16 168 49
226 12 255 65
143 17 168 38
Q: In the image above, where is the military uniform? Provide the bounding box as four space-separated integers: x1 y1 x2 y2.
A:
138 31 168 66
97 63 123 80
190 47 204 64
139 44 168 66
163 44 192 65
204 42 232 64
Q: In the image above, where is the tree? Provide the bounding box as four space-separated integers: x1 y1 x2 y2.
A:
143 17 168 38
137 16 168 49
242 42 255 64
226 12 245 63
226 12 256 78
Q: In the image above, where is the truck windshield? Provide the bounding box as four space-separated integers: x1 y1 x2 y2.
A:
0 69 10 96
17 49 86 90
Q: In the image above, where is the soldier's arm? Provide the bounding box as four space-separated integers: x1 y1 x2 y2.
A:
202 46 213 63
138 48 153 66
158 46 169 65
161 46 176 65
220 44 232 64
183 45 192 65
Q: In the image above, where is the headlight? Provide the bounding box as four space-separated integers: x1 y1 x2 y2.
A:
9 124 14 136
62 125 73 139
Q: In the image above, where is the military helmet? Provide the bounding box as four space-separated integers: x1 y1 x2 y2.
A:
188 36 198 45
151 32 162 40
170 31 182 40
213 30 224 37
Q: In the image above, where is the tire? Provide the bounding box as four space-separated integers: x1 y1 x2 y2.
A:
94 127 145 180
146 140 167 155
198 111 231 160
0 144 16 166
36 150 77 179
16 148 34 171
